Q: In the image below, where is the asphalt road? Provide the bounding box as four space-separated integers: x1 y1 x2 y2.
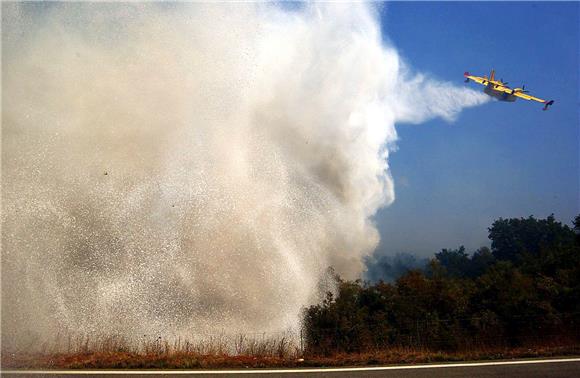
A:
3 358 580 378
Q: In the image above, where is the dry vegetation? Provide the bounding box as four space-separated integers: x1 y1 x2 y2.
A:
2 333 300 369
2 334 578 369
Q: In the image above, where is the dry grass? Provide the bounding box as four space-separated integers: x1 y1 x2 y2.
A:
2 333 302 369
2 334 579 369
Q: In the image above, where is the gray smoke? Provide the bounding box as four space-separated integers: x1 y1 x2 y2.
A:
365 252 429 283
1 2 489 349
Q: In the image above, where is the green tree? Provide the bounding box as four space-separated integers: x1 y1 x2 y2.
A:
304 214 580 355
488 215 575 264
470 246 495 277
435 246 470 278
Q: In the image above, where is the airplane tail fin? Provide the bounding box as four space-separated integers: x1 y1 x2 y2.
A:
490 69 495 82
542 100 554 111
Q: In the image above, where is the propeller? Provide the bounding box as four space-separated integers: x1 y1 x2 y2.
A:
512 85 530 95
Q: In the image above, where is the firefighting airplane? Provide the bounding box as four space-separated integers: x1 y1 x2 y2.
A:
464 70 554 110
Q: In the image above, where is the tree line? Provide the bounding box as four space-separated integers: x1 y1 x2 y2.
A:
303 214 580 355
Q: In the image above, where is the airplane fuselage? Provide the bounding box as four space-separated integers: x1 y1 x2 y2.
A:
484 84 517 102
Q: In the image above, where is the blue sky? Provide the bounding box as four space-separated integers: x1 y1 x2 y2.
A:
373 1 579 257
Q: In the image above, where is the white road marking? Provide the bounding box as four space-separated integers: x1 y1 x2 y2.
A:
2 357 580 374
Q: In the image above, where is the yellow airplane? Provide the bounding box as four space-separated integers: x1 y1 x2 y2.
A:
464 69 554 110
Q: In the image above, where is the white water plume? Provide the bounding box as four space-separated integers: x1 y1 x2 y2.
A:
1 2 489 349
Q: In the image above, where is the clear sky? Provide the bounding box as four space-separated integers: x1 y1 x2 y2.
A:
373 1 579 258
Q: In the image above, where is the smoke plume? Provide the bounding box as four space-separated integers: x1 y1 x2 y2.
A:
1 2 488 348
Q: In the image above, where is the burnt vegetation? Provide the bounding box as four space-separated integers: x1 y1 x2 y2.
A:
303 214 580 355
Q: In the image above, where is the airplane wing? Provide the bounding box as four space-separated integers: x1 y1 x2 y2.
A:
464 72 486 85
512 91 554 110
512 91 545 103
491 85 546 102
464 72 507 87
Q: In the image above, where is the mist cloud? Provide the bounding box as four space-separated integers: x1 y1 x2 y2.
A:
1 2 488 348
